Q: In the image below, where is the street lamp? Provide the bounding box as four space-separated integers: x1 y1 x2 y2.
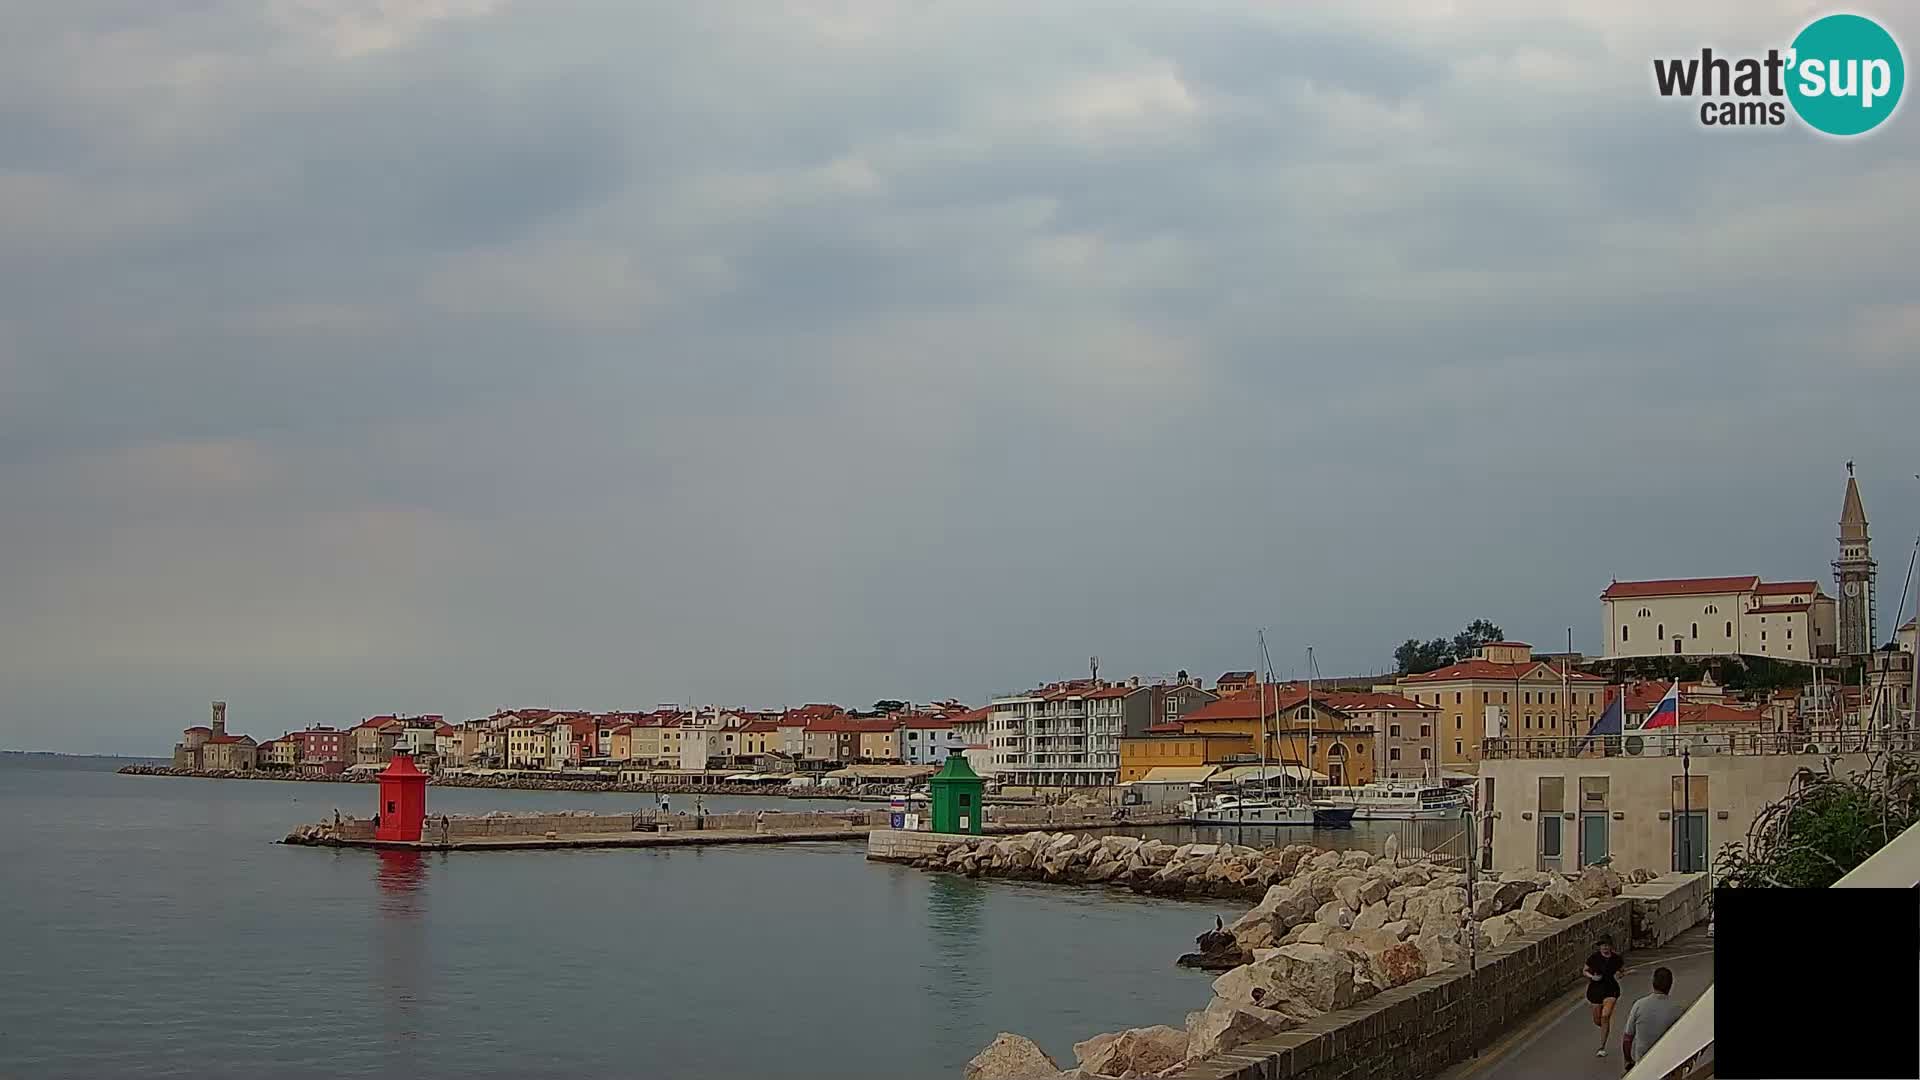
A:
1681 743 1693 872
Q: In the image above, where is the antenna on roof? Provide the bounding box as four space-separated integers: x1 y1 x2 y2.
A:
1090 655 1100 685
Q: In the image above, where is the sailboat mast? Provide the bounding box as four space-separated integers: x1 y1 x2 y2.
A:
1256 631 1270 791
1306 646 1317 793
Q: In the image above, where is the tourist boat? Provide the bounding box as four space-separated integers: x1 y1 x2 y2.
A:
1184 790 1317 827
1314 781 1468 822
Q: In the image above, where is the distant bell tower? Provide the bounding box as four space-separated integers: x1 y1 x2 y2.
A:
211 700 228 739
1835 462 1877 657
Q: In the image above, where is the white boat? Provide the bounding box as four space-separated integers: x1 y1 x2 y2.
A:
1315 782 1468 822
1184 791 1316 827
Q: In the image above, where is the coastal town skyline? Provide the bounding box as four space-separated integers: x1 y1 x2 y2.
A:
11 460 1920 756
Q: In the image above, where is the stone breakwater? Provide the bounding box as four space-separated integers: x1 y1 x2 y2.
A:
927 832 1652 1080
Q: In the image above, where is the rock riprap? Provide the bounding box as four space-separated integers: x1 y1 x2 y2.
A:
953 835 1644 1078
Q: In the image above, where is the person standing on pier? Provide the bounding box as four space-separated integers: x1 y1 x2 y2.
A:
1583 935 1626 1057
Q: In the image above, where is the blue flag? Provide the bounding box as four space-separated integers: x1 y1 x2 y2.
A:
1576 688 1624 752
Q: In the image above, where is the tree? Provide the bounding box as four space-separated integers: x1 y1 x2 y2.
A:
872 699 910 716
1716 755 1918 889
1393 620 1507 675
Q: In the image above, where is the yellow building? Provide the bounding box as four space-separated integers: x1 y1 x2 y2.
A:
1171 689 1378 786
608 725 634 762
507 720 552 768
1118 731 1255 782
857 726 901 762
738 722 780 759
261 737 298 770
1387 642 1607 771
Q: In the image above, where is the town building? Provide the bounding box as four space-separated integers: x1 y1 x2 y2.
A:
1171 687 1378 786
1314 691 1441 781
1118 729 1256 783
1479 734 1888 876
289 726 349 773
505 716 552 769
434 724 466 768
857 723 901 762
258 736 297 770
352 716 405 766
1600 576 1837 662
1386 642 1608 772
737 720 780 760
1835 464 1877 657
172 701 258 771
899 715 967 766
986 680 1142 789
1215 671 1258 697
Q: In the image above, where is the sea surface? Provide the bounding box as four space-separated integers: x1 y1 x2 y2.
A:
0 756 1467 1079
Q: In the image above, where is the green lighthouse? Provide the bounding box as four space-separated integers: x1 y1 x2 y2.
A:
927 750 985 835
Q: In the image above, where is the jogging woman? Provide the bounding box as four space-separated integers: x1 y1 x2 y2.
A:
1583 935 1626 1057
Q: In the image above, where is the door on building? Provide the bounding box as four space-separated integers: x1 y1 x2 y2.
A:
1673 638 1683 655
1671 813 1707 871
1578 776 1610 867
1536 776 1563 872
1671 774 1709 872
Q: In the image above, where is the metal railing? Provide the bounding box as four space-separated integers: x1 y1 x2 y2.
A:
1481 729 1920 760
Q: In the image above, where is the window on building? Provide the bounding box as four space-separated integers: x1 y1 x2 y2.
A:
1538 777 1565 868
1787 629 1793 640
1524 692 1532 705
1455 692 1462 705
1725 621 1733 637
1622 625 1630 642
1691 623 1698 638
1389 747 1401 761
1502 692 1509 703
1389 724 1402 737
1638 608 1651 618
1454 740 1463 756
1455 717 1462 730
1761 631 1767 641
1657 623 1664 639
1705 604 1718 614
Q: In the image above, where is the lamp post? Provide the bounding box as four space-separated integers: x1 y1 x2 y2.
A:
1681 744 1693 872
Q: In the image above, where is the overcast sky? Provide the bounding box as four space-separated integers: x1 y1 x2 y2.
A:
3 1 1916 754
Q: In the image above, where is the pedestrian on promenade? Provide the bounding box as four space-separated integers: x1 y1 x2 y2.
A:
1621 966 1685 1072
1583 935 1626 1057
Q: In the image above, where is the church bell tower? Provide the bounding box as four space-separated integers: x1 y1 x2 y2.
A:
1835 462 1877 657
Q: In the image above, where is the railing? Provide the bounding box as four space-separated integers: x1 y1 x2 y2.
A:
1481 728 1920 761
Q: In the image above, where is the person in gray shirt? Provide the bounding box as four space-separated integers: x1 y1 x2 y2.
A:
1621 966 1687 1070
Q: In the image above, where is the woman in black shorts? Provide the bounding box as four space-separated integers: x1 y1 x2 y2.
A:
1584 935 1625 1057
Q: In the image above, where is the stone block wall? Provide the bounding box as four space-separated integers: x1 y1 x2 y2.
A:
1177 899 1635 1080
1624 872 1709 948
866 830 971 862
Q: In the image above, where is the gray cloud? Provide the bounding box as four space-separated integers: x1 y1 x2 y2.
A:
2 0 1917 753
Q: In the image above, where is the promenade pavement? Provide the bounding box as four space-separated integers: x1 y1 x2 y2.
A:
1439 927 1714 1080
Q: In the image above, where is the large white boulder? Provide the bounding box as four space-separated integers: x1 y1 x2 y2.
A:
966 1033 1063 1080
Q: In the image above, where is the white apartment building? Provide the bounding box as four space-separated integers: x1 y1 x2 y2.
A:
988 681 1146 788
1601 576 1837 663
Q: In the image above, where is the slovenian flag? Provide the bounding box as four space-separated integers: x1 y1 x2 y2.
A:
1641 682 1680 729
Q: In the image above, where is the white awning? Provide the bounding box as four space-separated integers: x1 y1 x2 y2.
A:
1123 766 1218 785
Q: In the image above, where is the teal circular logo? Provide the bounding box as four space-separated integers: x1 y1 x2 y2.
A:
1787 14 1905 136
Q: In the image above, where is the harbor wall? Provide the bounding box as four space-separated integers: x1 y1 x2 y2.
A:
1175 899 1635 1080
1624 871 1711 948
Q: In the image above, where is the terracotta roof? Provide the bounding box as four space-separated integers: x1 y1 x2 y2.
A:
946 706 993 724
1217 671 1256 681
739 721 782 733
1754 581 1817 596
1145 722 1185 733
1602 576 1760 599
1179 688 1346 724
1402 659 1605 684
205 734 255 745
1751 602 1811 613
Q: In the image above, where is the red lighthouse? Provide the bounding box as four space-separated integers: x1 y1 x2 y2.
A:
373 753 428 842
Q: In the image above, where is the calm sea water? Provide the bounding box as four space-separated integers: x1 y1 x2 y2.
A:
0 757 1244 1080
